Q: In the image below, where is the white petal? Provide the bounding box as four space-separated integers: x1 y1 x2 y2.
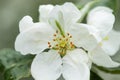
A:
87 6 115 38
90 46 120 68
19 16 34 32
39 4 54 22
62 49 90 80
61 2 81 28
101 30 120 56
68 23 98 51
31 50 62 80
64 49 92 67
15 22 55 55
49 2 81 30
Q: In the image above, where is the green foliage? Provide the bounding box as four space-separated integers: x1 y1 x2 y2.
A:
0 49 105 80
77 0 117 11
90 71 103 80
0 49 34 80
93 64 120 74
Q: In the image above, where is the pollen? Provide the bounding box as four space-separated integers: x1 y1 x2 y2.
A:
47 31 75 57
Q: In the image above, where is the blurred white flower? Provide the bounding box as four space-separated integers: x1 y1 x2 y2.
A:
87 6 120 68
14 2 120 80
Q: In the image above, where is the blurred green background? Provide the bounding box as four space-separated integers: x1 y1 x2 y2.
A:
0 0 120 80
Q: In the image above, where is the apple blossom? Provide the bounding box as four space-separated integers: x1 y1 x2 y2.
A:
14 2 120 80
87 6 120 67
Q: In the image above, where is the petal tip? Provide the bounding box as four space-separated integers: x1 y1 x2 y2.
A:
19 15 33 32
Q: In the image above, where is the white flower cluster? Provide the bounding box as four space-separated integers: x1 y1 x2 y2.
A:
15 2 120 80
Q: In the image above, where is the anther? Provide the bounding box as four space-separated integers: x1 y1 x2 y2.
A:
70 35 72 38
72 44 74 46
53 34 56 36
56 44 58 46
66 38 68 41
70 42 73 44
63 35 65 38
71 45 74 48
67 33 70 36
48 42 50 44
59 38 62 40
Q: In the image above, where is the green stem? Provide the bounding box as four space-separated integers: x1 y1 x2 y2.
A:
78 0 99 23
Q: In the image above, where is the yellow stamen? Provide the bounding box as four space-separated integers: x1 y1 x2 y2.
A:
47 31 75 57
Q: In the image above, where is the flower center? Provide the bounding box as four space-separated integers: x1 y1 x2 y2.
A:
48 30 75 57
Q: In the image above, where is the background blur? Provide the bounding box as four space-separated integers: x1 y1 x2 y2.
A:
0 0 120 80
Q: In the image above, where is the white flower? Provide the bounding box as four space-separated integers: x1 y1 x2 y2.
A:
15 2 98 80
14 2 120 80
87 6 120 67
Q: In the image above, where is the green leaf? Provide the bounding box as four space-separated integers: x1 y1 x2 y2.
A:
90 71 103 80
93 64 120 74
0 48 34 80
